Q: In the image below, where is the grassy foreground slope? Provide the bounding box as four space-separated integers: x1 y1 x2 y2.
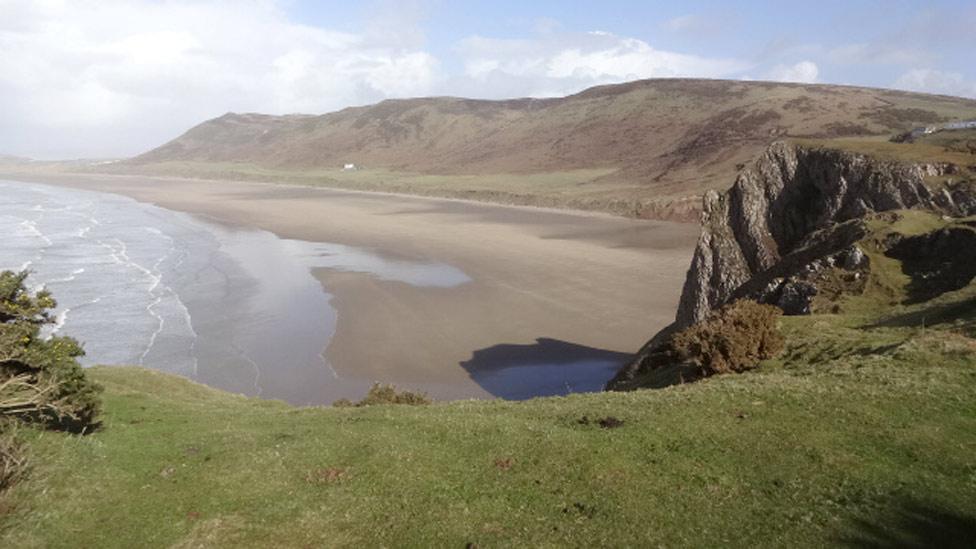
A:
2 266 975 546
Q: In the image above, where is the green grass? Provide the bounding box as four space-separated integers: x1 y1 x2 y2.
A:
2 214 975 547
792 135 976 166
792 133 976 191
818 210 970 319
866 209 953 237
918 129 976 150
2 297 975 546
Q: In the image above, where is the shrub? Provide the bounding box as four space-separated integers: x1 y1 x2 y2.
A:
670 299 785 377
0 271 101 432
333 383 431 407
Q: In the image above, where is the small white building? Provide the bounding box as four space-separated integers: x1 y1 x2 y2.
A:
342 163 358 171
945 120 976 130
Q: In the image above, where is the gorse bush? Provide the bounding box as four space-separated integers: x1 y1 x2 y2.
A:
670 299 785 377
333 383 431 407
607 299 787 391
0 271 101 433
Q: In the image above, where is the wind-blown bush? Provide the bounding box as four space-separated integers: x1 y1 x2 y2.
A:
333 383 431 407
670 299 785 377
0 271 101 433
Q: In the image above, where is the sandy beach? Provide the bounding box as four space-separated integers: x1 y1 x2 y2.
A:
2 172 699 400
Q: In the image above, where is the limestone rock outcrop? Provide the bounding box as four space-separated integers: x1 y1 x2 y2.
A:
676 141 975 328
608 141 976 390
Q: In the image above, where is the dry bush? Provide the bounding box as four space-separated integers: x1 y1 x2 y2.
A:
0 426 29 494
333 383 431 407
670 299 785 377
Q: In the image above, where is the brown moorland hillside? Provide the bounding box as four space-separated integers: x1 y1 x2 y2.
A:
125 78 976 220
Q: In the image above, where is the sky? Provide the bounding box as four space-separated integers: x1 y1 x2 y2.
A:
2 0 975 159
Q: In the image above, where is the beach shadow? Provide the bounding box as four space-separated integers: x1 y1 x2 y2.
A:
459 337 631 400
839 498 976 548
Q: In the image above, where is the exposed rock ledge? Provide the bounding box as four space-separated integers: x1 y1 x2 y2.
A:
608 141 976 390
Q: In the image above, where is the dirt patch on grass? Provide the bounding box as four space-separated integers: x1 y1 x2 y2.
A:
305 467 347 485
493 458 515 471
577 416 626 429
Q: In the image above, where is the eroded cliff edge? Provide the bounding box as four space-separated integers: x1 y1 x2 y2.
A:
608 140 976 390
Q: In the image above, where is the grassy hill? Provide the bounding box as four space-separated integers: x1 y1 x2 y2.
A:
2 209 974 547
108 79 976 220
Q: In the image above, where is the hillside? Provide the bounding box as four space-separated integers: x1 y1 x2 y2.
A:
118 79 976 221
3 140 976 547
2 313 974 547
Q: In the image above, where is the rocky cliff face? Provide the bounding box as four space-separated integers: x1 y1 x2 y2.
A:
675 141 975 328
608 140 976 390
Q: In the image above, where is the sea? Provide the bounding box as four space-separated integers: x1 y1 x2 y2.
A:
0 179 474 404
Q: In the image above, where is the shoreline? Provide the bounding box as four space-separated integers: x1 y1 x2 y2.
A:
1 172 700 400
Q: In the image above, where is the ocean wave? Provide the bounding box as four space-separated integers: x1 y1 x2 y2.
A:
49 308 70 336
18 219 53 246
140 294 165 365
31 204 73 213
46 268 87 284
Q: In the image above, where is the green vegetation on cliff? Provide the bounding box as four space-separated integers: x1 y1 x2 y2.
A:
1 233 974 546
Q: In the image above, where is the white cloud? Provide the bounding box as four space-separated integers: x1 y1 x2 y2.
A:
0 0 442 158
894 69 976 99
455 31 747 98
764 61 819 84
0 2 763 159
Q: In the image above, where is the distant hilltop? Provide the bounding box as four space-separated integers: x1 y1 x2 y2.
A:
120 78 976 221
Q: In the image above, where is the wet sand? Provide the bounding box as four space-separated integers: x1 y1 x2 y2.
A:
4 172 699 400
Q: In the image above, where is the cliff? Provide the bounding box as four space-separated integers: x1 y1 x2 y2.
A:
676 142 976 327
609 140 976 390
